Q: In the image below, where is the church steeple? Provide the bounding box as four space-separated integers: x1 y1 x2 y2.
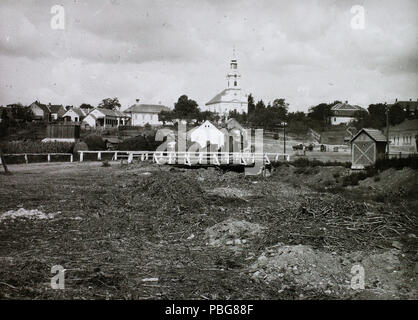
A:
226 48 241 89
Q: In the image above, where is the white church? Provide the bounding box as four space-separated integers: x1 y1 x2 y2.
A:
202 54 248 116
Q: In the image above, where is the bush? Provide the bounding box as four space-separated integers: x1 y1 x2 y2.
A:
375 155 418 170
0 141 74 154
118 134 161 151
83 134 106 150
342 166 376 186
291 158 351 168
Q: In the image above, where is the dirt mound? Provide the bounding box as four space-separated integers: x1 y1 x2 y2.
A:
205 219 265 247
250 244 413 298
359 167 417 196
137 171 207 208
250 244 346 293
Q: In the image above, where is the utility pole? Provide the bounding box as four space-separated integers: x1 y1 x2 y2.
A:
385 102 389 158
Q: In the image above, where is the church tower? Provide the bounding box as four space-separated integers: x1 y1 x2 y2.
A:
204 48 248 116
226 52 241 89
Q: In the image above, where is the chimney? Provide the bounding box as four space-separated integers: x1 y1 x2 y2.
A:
345 100 348 104
395 98 398 102
136 99 140 103
410 98 412 101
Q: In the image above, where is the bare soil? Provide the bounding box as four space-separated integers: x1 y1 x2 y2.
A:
0 161 416 299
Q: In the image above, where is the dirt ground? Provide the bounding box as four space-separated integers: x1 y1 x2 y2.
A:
0 161 416 300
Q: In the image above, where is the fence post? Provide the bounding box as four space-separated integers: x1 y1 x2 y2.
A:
70 154 73 162
98 152 102 161
80 152 84 162
114 152 118 161
47 154 51 162
24 154 28 164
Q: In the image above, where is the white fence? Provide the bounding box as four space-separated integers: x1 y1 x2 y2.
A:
0 153 73 164
78 150 290 166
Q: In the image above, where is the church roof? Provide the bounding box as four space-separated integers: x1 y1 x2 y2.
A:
124 104 170 114
205 88 247 106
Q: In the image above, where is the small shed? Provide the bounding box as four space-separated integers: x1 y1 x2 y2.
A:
350 128 387 169
188 120 225 149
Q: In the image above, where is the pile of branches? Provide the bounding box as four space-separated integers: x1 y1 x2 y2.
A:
298 195 417 245
136 171 208 210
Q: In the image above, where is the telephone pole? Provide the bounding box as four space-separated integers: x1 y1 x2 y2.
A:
385 102 389 157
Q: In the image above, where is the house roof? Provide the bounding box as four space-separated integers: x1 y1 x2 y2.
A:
30 101 50 113
386 119 418 132
350 128 387 143
95 108 129 118
83 113 97 121
64 108 85 117
392 100 418 112
331 102 365 117
73 108 85 117
124 104 170 114
48 104 64 114
226 118 245 131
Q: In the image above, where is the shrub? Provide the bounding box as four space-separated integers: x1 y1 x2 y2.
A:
118 134 161 151
375 155 418 170
83 134 106 150
291 158 351 168
0 141 74 154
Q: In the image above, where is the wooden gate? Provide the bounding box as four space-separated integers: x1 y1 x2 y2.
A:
352 141 375 168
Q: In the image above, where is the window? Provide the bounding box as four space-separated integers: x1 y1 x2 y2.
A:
234 81 237 86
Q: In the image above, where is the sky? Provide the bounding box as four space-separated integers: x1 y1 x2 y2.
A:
0 0 417 112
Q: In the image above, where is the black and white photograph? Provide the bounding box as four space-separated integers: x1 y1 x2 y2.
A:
0 0 416 310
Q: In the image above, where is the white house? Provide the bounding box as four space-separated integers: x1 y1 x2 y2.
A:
62 108 86 122
329 101 366 125
82 108 130 128
188 120 225 148
123 99 170 126
202 54 248 116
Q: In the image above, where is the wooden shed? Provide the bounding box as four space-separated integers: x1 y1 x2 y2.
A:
350 128 387 169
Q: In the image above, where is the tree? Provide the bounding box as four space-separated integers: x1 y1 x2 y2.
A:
197 111 220 123
80 103 94 109
367 103 387 128
308 103 332 124
389 103 407 126
173 95 200 120
271 98 288 121
247 94 256 115
98 98 121 110
158 95 200 125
